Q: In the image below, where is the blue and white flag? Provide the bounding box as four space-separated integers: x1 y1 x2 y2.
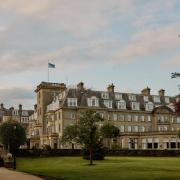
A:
171 72 180 79
48 62 55 68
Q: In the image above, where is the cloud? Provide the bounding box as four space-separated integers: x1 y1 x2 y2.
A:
0 86 35 109
111 23 180 64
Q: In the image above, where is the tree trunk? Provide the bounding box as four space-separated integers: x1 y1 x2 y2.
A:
89 146 93 165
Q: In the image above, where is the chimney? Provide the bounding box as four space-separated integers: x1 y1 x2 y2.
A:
141 87 151 96
107 83 115 93
34 104 37 111
59 83 66 92
159 89 165 97
77 82 84 91
19 104 22 110
0 103 4 109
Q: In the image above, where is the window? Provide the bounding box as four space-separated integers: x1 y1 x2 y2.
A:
99 112 104 119
104 100 112 108
113 114 118 121
158 126 168 131
87 97 99 107
115 93 123 100
133 115 138 122
127 115 131 121
119 115 125 121
132 126 138 132
145 102 154 111
147 115 151 122
127 126 132 132
165 97 170 103
68 98 77 107
101 92 109 99
177 117 180 123
139 116 145 122
129 94 136 101
120 125 125 132
131 102 140 110
70 112 76 119
139 126 145 132
117 100 126 109
143 96 149 102
153 96 160 103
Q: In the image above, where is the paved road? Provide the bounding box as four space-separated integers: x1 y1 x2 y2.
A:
0 168 43 180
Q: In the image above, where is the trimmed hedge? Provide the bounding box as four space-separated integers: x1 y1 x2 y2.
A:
16 149 180 157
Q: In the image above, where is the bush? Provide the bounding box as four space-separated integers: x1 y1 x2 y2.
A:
83 141 105 160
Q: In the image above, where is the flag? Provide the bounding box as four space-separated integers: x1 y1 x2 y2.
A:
171 72 180 79
48 62 55 68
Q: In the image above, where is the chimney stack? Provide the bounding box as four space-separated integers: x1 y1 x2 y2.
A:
141 87 151 96
19 104 22 110
159 89 165 97
0 103 4 109
107 83 115 93
77 82 84 91
34 104 37 111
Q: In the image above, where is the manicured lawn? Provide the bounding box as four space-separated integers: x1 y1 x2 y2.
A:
17 156 180 180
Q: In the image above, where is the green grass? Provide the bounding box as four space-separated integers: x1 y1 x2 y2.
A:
16 156 180 180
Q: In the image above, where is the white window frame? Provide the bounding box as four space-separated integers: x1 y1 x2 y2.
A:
145 102 154 111
165 97 170 104
68 98 77 107
115 93 123 100
143 96 149 102
131 102 140 110
153 96 160 103
117 100 126 110
87 97 99 107
101 92 109 99
129 94 136 101
113 114 118 121
127 126 132 132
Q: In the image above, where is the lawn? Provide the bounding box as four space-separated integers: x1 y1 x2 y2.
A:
16 156 180 180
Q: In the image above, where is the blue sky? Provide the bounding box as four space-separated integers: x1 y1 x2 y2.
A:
0 0 180 109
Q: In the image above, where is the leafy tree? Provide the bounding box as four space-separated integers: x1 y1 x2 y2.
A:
62 110 103 165
100 123 120 149
62 124 80 149
0 120 26 154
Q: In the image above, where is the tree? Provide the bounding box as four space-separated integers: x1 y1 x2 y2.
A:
0 120 26 169
100 123 120 149
62 110 103 165
62 124 80 149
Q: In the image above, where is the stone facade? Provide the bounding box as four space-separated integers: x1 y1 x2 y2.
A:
28 81 180 150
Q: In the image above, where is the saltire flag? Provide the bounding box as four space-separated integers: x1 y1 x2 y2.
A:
48 62 55 68
171 72 180 78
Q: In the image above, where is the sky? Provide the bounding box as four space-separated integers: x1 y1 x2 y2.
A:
0 0 180 109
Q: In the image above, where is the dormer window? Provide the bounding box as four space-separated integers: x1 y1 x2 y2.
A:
143 96 149 102
145 102 154 111
131 102 140 110
129 94 136 101
115 93 123 100
117 100 126 109
68 98 77 107
104 100 112 108
165 97 170 104
101 92 109 99
153 96 160 103
87 97 99 107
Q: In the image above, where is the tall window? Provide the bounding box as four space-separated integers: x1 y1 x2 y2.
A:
104 100 112 108
120 125 125 132
117 100 126 109
113 114 118 121
87 97 99 107
68 98 77 107
165 97 170 103
127 126 132 132
143 96 149 102
131 102 140 110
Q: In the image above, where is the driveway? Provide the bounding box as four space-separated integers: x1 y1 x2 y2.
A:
0 168 43 180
